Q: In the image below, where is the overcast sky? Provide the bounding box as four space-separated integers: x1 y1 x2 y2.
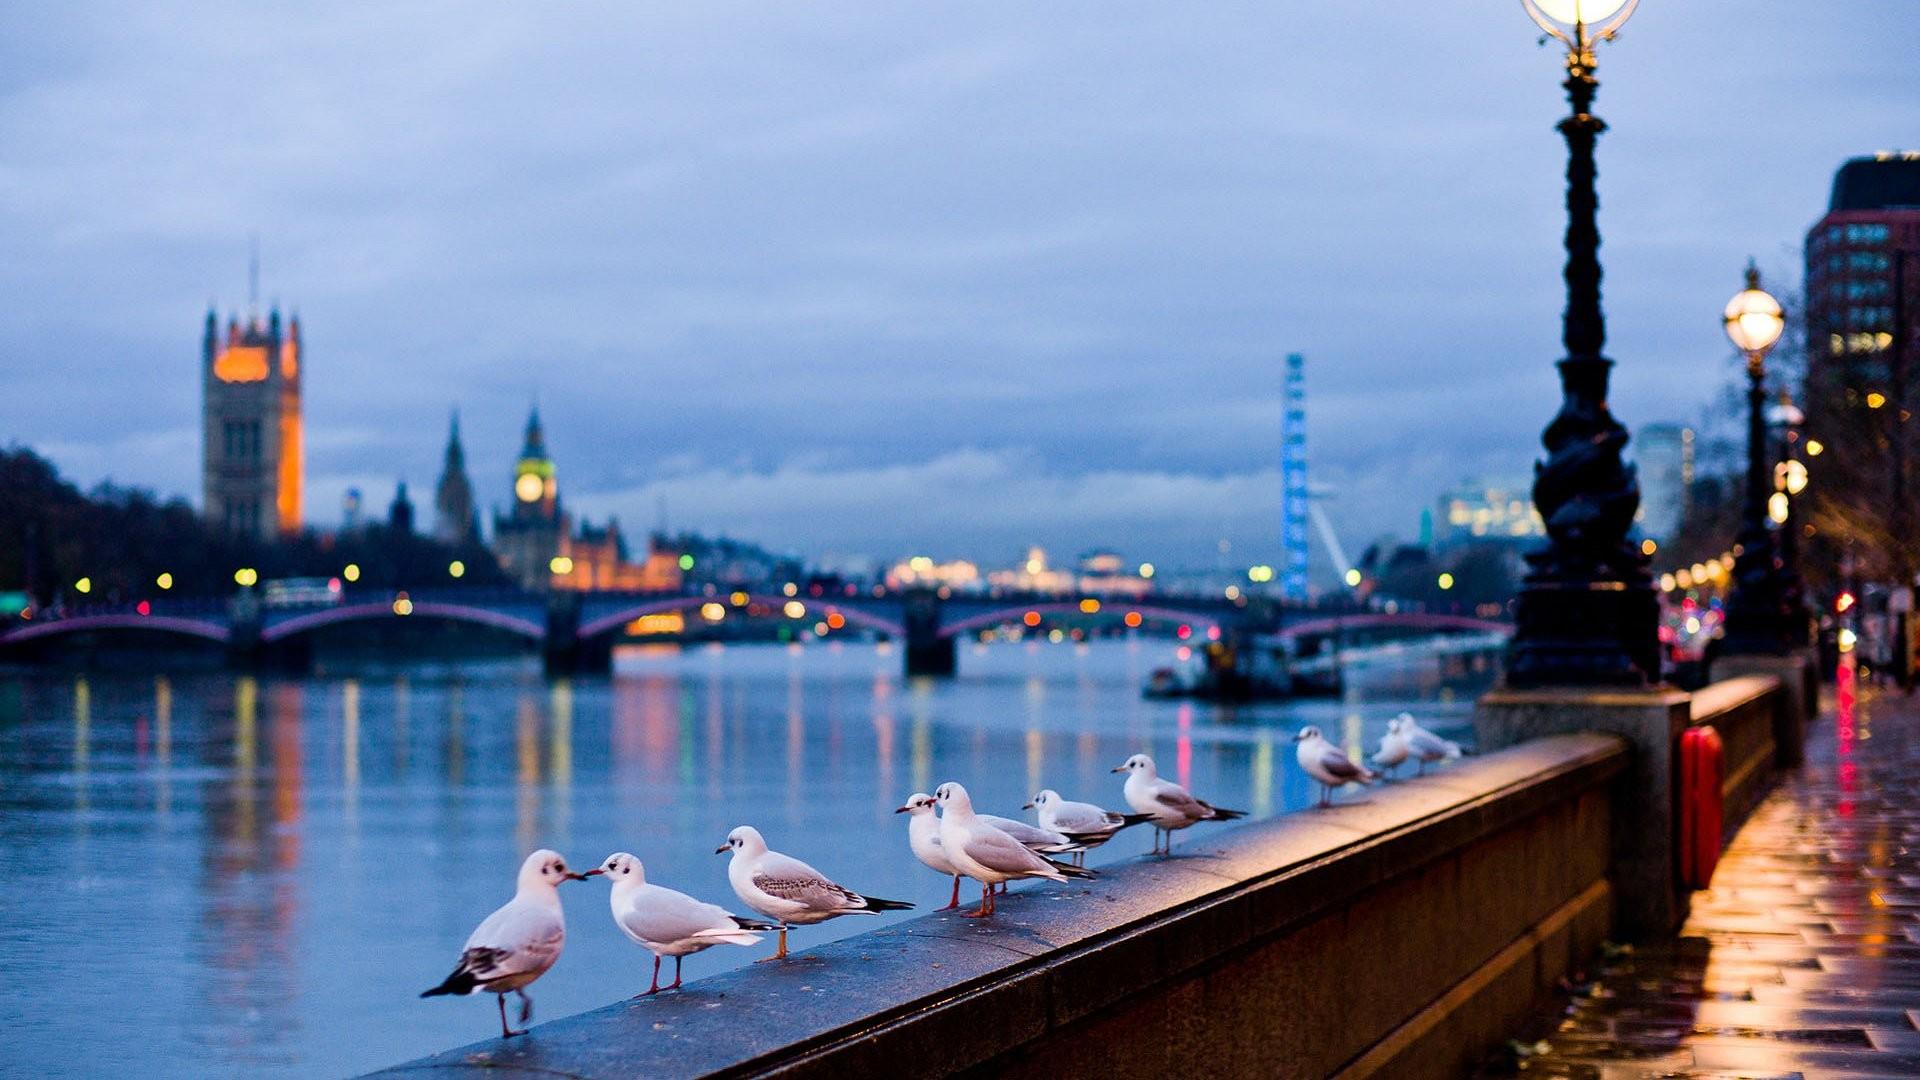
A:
4 2 1914 573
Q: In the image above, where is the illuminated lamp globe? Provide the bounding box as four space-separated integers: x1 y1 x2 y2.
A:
1531 0 1631 25
514 472 544 503
1723 270 1785 357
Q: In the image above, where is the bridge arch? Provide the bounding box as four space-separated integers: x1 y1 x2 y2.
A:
261 602 546 643
576 594 907 641
0 614 231 647
936 602 1225 641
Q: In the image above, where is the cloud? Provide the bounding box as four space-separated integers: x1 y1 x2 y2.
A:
3 1 1913 563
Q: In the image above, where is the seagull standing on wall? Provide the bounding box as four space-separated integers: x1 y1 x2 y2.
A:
587 852 776 996
1294 726 1378 807
934 781 1095 917
896 793 966 910
1025 789 1157 866
1113 754 1247 854
1402 714 1465 774
420 849 591 1038
719 825 912 961
1371 716 1412 779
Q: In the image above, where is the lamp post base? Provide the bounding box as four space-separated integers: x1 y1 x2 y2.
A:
1507 577 1661 687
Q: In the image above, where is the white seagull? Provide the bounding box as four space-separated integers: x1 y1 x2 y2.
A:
896 792 965 910
420 849 590 1038
1294 725 1378 807
934 781 1095 917
1113 753 1246 854
719 825 913 960
1370 716 1412 779
587 852 777 995
1024 789 1155 866
1402 713 1465 774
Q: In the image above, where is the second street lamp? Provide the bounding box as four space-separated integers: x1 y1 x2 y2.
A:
1720 261 1792 655
1506 0 1660 687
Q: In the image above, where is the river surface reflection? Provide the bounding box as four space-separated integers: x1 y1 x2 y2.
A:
0 639 1490 1078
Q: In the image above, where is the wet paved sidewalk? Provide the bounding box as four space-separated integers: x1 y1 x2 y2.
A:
1492 674 1920 1079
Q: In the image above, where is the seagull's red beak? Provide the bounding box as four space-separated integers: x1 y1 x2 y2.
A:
564 871 593 882
579 868 605 877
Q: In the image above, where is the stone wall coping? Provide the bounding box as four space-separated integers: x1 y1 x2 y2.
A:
1479 686 1692 710
1689 674 1781 723
370 734 1626 1080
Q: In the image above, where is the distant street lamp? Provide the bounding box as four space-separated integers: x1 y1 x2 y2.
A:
1506 0 1659 687
1768 395 1812 646
1720 261 1792 655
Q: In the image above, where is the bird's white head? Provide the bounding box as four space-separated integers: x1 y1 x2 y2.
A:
1293 725 1324 743
1385 717 1404 735
594 851 644 884
933 782 974 815
1396 711 1416 727
1112 754 1156 776
1024 789 1061 810
894 792 937 816
519 849 589 890
717 825 767 857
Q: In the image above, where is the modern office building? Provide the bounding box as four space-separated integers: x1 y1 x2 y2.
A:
1434 481 1544 547
202 304 302 538
1805 153 1920 417
1635 423 1694 543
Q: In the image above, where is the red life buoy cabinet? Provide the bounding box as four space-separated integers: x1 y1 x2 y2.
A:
1679 725 1725 889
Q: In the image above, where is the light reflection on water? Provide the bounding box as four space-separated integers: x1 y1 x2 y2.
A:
0 639 1490 1078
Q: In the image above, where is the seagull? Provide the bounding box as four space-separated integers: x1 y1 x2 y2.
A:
1294 725 1378 807
1112 754 1246 854
896 792 965 910
587 852 777 995
1401 714 1465 774
1370 716 1412 779
934 781 1095 917
420 849 590 1038
719 825 913 960
1023 789 1156 866
973 812 1102 891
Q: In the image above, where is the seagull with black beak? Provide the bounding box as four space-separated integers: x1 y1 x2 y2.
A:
420 849 591 1038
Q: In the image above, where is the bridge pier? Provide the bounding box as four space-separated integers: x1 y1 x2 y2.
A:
902 588 955 678
227 594 266 670
543 594 611 675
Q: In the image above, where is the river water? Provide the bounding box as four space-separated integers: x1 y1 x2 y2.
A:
0 639 1491 1078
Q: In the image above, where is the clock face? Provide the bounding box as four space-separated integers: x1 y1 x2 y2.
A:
515 473 544 503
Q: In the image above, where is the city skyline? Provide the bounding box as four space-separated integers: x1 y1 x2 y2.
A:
5 3 1915 564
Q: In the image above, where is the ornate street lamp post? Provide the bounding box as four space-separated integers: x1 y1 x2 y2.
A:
1720 262 1791 654
1506 0 1660 687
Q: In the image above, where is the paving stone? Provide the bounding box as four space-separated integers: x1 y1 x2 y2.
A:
1490 685 1920 1080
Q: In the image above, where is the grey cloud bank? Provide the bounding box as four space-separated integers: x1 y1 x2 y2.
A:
3 2 1913 564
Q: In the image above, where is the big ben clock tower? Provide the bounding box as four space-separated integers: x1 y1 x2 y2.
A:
493 407 567 588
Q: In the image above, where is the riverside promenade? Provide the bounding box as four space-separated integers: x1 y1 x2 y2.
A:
1493 674 1920 1078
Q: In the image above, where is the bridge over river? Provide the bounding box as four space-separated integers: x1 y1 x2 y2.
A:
0 585 1509 678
